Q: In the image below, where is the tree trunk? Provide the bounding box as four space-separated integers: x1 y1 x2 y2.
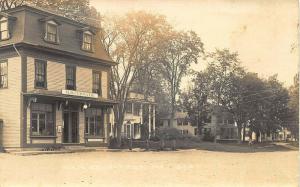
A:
237 123 242 144
242 123 246 142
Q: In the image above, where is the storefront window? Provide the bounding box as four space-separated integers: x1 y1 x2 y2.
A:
85 108 104 137
31 103 54 136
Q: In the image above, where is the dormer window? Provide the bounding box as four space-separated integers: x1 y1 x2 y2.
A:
82 31 93 51
45 20 59 43
0 17 9 40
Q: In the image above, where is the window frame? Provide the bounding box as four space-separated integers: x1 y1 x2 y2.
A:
0 59 8 89
81 31 93 52
85 108 104 137
30 103 55 137
125 102 133 114
0 17 9 41
133 103 140 116
65 65 76 90
44 21 59 44
92 71 102 96
34 59 47 89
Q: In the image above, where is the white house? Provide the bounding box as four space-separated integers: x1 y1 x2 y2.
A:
161 112 198 136
121 92 156 139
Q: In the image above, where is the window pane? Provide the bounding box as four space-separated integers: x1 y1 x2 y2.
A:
46 122 54 136
66 66 75 90
96 116 103 136
89 117 95 136
47 24 57 34
84 34 92 43
92 72 101 94
0 31 8 39
32 120 38 133
85 117 89 134
0 62 7 75
32 113 38 120
35 60 46 88
0 21 7 31
39 119 46 135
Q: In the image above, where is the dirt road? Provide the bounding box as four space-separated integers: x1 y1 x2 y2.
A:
0 150 298 187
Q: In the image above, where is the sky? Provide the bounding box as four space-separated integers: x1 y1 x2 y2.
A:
90 0 299 87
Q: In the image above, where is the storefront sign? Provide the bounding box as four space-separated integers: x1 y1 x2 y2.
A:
62 90 98 98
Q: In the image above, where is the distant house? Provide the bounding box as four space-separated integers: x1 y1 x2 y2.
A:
160 112 198 136
201 106 238 141
121 92 156 139
242 127 295 142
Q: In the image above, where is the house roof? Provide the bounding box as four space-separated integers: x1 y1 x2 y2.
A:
0 5 115 65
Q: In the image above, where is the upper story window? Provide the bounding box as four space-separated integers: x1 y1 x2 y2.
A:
82 31 93 51
66 66 76 90
45 21 59 43
0 17 9 40
0 59 8 88
126 102 133 114
133 103 140 116
92 71 101 96
35 59 47 89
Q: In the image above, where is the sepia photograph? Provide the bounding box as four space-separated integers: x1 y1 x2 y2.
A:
0 0 298 186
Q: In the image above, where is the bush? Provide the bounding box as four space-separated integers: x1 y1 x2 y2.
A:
108 137 119 149
150 135 160 142
202 132 215 142
156 128 182 140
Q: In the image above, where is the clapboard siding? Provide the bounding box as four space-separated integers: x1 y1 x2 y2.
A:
27 57 35 91
102 71 108 99
77 67 92 93
48 61 65 91
0 57 21 148
27 57 110 95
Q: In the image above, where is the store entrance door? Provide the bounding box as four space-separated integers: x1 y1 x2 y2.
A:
63 109 79 143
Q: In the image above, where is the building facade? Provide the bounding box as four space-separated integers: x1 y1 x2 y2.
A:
122 92 156 139
0 5 116 149
201 106 238 141
161 112 198 136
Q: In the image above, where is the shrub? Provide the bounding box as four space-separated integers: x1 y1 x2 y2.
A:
202 132 215 142
156 127 182 140
108 137 119 149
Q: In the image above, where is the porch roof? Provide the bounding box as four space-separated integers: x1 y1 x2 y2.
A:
23 90 118 107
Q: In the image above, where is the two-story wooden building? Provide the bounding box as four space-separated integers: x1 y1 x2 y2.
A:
122 92 156 140
0 5 116 149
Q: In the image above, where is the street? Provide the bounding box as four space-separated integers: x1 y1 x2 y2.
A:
0 149 297 187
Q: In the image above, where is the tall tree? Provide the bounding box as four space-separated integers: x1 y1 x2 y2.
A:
287 74 299 140
100 12 171 144
157 30 204 127
181 71 211 131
